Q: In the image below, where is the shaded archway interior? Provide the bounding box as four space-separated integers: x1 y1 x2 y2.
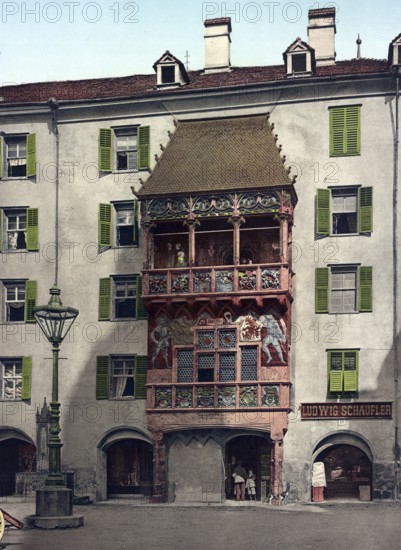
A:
106 439 153 497
0 438 37 496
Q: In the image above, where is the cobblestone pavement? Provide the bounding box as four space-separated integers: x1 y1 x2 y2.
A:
1 498 401 550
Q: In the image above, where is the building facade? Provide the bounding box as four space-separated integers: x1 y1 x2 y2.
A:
0 8 400 503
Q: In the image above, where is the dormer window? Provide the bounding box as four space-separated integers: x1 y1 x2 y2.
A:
388 33 401 67
283 37 315 77
292 53 307 73
153 50 190 89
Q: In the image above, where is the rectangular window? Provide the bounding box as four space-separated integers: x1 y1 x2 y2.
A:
177 349 194 382
328 350 359 394
96 355 147 400
316 187 372 236
98 202 139 248
292 53 307 72
241 346 258 380
98 275 147 321
4 209 26 251
329 106 361 156
331 267 357 313
115 128 138 171
6 136 27 177
98 127 150 172
114 276 136 319
161 66 176 84
0 358 22 399
315 266 372 314
4 281 25 322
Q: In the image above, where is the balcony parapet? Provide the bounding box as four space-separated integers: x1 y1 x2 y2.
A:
147 382 290 411
143 263 291 298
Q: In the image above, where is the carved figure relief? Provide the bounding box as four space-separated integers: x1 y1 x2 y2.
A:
150 315 171 368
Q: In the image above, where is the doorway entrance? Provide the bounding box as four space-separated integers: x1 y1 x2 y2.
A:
225 435 271 500
315 444 372 500
107 439 153 497
0 438 36 496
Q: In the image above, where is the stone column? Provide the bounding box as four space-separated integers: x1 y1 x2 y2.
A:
141 217 154 270
151 432 166 503
229 215 245 265
279 215 289 263
271 434 284 503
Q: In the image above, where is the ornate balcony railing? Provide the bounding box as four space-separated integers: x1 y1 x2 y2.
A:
144 263 290 297
147 382 287 410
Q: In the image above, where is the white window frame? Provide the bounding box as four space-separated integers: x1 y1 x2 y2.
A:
113 202 136 247
330 266 357 314
331 187 358 236
3 208 27 252
112 276 136 320
5 135 27 178
114 127 138 172
0 357 22 400
3 280 25 322
110 355 135 399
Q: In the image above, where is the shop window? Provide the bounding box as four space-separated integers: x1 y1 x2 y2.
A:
98 126 150 172
329 106 360 157
328 350 359 394
2 280 37 323
98 201 139 248
98 275 147 320
316 187 372 236
315 266 372 314
96 355 147 399
0 357 31 400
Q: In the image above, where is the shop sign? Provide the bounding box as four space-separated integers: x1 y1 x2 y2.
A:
301 402 392 420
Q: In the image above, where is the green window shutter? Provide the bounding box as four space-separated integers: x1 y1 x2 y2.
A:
133 200 139 245
330 107 360 156
24 280 37 323
343 351 358 392
0 209 2 249
359 187 373 233
21 357 32 400
359 266 373 312
135 356 148 399
316 189 330 235
345 106 360 155
330 108 345 156
96 356 109 399
26 133 37 177
315 268 329 313
328 351 343 393
136 275 147 319
26 208 39 251
99 129 112 172
98 204 112 247
0 136 2 179
138 126 150 170
99 278 111 320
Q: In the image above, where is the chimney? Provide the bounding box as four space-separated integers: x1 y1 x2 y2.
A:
203 17 232 74
308 8 336 66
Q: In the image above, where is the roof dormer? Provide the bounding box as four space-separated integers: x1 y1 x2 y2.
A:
388 33 401 68
283 38 315 77
153 51 189 89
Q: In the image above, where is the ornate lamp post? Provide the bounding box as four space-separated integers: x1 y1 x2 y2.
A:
33 285 78 487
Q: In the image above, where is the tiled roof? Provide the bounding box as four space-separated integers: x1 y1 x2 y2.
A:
0 59 388 105
137 114 293 197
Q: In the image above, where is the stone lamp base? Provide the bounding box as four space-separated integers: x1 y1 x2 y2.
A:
24 487 84 529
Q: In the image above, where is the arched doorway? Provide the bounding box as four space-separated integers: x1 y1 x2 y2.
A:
313 435 373 501
0 434 36 496
106 439 153 498
225 434 272 500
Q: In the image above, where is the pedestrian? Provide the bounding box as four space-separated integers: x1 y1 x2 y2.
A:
232 461 247 501
246 469 256 500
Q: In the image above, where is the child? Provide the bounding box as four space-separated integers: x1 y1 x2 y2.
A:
246 469 256 501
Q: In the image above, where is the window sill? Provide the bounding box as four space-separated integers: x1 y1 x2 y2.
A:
111 245 139 249
1 177 29 181
111 169 139 174
108 397 137 401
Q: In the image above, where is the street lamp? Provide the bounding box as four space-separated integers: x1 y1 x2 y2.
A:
33 285 78 487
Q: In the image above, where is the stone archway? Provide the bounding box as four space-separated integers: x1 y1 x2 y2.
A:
98 428 153 500
313 432 373 501
0 428 36 496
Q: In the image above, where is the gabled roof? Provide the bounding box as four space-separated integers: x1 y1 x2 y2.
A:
284 37 315 55
388 33 401 66
0 59 388 105
152 50 189 83
137 114 292 198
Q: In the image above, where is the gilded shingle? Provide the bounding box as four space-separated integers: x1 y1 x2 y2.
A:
138 114 292 197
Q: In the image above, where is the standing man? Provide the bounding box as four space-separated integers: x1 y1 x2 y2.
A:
232 461 247 501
